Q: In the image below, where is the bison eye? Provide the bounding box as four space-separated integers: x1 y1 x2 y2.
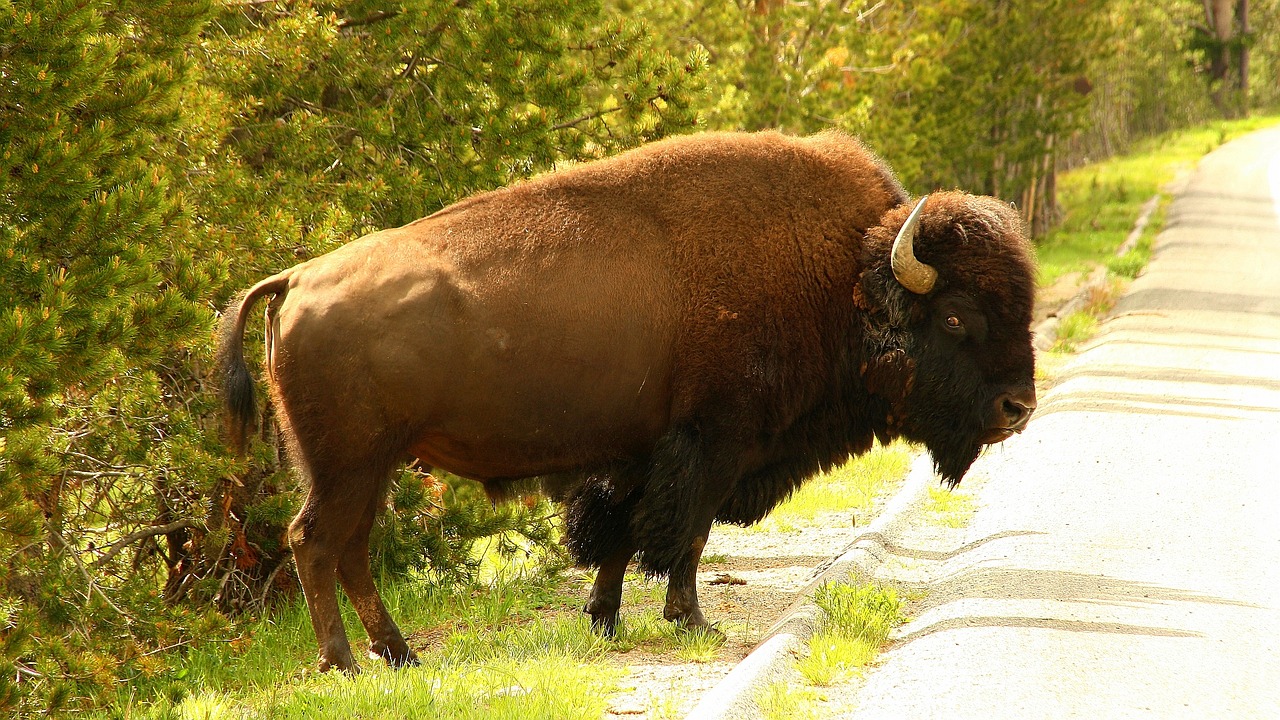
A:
944 314 964 332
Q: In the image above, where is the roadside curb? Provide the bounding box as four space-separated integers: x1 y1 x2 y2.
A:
684 452 939 720
1032 193 1161 352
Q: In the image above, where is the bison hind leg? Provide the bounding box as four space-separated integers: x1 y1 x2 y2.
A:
288 441 413 673
563 474 643 637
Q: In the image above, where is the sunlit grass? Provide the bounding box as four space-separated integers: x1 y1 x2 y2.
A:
1051 311 1099 353
608 608 730 661
798 582 902 688
98 569 616 720
756 681 823 720
922 486 975 529
738 441 912 533
797 633 878 686
646 689 684 720
812 582 903 648
771 581 905 715
158 652 620 720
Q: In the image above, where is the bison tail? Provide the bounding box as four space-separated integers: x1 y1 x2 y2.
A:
214 273 290 455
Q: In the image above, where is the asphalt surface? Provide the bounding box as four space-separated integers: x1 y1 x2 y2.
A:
830 126 1280 718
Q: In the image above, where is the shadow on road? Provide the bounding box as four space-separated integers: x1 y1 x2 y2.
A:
894 614 1201 641
1117 288 1280 317
877 549 1262 645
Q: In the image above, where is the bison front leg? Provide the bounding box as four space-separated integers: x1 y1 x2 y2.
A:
584 543 636 637
662 526 720 635
633 425 738 635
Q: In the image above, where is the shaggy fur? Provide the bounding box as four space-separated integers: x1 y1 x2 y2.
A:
215 130 1037 672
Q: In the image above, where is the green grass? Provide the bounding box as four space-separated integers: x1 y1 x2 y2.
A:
99 570 620 720
1105 204 1162 279
922 486 975 529
607 607 730 661
756 681 823 720
1036 113 1280 288
811 582 903 648
645 689 685 720
796 633 879 686
767 581 904 716
736 441 912 533
1051 310 1100 353
152 653 620 720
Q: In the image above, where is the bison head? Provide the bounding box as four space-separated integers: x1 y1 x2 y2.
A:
856 192 1037 486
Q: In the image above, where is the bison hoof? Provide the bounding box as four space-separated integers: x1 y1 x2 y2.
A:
664 607 725 639
675 621 726 641
369 641 419 668
589 610 621 638
318 656 361 676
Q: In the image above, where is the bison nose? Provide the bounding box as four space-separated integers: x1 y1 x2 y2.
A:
996 389 1036 432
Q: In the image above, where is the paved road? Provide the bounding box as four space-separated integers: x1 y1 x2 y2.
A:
839 126 1280 718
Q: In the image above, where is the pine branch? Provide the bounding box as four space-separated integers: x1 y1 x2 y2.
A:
551 107 624 131
48 525 132 619
90 519 199 570
337 10 400 29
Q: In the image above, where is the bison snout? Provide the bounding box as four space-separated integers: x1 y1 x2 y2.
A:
994 388 1037 433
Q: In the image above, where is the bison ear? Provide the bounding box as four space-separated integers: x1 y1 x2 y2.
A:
891 196 938 295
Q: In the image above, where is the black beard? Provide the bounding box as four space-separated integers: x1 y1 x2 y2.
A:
900 411 985 488
929 440 983 489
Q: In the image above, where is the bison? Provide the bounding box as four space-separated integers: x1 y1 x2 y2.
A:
215 130 1037 673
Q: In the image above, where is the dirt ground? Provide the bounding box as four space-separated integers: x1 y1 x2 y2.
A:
1034 271 1083 323
594 509 894 718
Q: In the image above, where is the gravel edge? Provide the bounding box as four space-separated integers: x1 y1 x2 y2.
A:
684 452 938 720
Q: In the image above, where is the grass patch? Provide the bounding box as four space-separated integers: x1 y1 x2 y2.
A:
796 633 879 686
1105 205 1161 279
812 582 903 648
153 652 620 720
922 486 975 529
797 582 903 686
756 681 823 720
779 580 904 717
645 689 685 720
1052 311 1099 353
98 569 621 720
740 441 912 532
606 606 729 662
1048 275 1122 353
672 627 727 662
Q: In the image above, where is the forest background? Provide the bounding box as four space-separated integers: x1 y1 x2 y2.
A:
1 0 1275 714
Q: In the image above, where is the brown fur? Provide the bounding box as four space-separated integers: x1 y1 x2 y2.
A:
215 130 1036 672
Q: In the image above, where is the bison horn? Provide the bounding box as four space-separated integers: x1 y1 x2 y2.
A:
891 196 938 295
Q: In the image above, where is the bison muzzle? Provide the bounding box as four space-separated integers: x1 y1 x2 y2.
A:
215 130 1037 673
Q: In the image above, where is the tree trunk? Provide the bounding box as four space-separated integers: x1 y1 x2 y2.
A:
1205 0 1235 114
1237 0 1250 109
1038 135 1057 237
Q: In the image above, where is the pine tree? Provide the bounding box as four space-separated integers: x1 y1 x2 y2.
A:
0 1 214 714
